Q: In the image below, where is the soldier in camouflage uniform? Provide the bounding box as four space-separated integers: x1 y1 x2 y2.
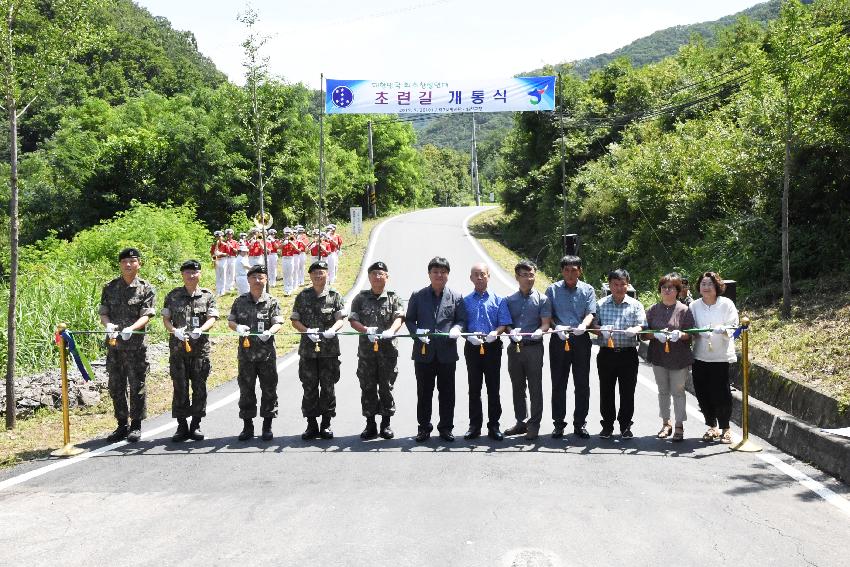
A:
161 259 219 442
99 247 156 443
228 264 284 442
290 260 347 440
348 261 405 440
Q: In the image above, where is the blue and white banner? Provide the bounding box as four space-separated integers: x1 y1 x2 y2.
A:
325 76 556 114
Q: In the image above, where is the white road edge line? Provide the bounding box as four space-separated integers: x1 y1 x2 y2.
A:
465 206 850 520
0 212 403 494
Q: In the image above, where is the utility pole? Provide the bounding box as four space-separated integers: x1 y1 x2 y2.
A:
471 114 480 206
558 73 568 244
367 120 376 217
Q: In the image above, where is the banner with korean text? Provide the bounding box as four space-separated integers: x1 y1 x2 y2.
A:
325 76 556 114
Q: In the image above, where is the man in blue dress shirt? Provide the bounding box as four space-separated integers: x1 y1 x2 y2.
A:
405 257 467 443
545 255 597 439
462 263 513 441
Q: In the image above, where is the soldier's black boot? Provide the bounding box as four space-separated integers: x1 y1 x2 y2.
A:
171 418 190 442
261 417 274 441
379 416 394 439
319 415 334 439
127 420 142 443
301 417 319 440
238 418 254 441
360 417 378 440
188 417 204 441
107 421 129 442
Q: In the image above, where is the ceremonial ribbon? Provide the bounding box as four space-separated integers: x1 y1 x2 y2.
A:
54 330 93 381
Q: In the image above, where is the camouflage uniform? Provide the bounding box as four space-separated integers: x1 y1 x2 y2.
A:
228 292 283 419
161 286 218 419
98 276 156 423
290 286 347 418
349 289 404 417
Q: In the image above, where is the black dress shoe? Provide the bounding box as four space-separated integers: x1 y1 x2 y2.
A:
439 430 455 442
551 426 565 439
463 428 481 440
188 426 204 441
504 422 527 436
415 430 430 443
488 427 504 441
320 426 334 440
574 426 590 439
379 425 394 439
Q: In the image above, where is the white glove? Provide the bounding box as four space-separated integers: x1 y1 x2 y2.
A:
600 325 614 341
120 327 134 341
105 323 118 339
173 327 186 341
322 329 337 339
448 326 462 340
485 330 499 343
258 329 273 342
416 329 430 344
555 325 570 340
623 328 637 338
509 328 522 343
713 326 727 335
573 323 587 336
366 326 379 343
235 324 251 337
654 332 668 343
380 328 395 340
190 329 202 340
466 334 483 346
531 328 543 340
307 328 320 342
669 330 682 343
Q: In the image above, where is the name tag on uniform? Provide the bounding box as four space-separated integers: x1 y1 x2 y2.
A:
257 322 265 333
191 317 200 328
257 311 266 319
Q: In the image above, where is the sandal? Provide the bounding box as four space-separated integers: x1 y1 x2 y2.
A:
701 427 719 442
671 426 684 442
657 424 673 439
719 429 733 444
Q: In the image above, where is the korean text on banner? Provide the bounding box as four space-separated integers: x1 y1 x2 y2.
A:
325 77 556 115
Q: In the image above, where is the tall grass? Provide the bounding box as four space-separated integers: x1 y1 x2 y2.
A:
0 202 216 373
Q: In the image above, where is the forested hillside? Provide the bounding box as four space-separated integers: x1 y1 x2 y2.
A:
497 0 850 300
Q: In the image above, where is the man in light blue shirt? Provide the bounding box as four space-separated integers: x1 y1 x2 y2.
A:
462 263 512 440
545 255 596 439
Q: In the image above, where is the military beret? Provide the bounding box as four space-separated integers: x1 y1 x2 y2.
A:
180 259 202 272
247 264 267 277
309 260 329 273
368 261 388 273
118 247 141 261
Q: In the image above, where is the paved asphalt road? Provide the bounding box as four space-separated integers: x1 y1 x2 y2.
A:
1 207 848 567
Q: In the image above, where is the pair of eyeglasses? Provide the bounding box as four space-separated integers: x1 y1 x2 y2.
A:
660 286 677 292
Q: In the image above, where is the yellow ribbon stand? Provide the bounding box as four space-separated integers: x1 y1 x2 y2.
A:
731 316 761 452
51 324 86 458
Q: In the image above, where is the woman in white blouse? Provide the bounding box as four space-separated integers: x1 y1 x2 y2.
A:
689 271 739 444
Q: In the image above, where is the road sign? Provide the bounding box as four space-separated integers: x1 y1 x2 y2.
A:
350 207 363 235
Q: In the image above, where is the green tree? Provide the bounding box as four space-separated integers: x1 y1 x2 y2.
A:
1 0 107 429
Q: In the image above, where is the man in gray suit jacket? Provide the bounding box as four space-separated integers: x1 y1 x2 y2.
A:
405 256 467 443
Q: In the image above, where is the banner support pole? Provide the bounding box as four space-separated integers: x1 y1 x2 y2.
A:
732 316 761 452
51 323 85 458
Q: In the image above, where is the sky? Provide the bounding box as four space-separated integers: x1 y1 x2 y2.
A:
134 0 765 88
